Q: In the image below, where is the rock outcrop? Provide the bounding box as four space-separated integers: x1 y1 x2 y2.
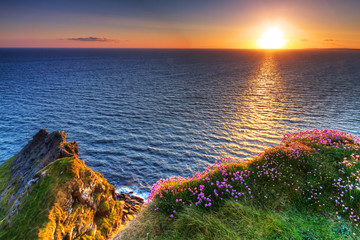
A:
0 130 143 240
0 130 78 219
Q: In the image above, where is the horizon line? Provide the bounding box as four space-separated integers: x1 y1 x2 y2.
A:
0 47 359 51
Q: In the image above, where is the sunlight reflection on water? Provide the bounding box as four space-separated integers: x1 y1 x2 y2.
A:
221 53 294 160
0 49 359 195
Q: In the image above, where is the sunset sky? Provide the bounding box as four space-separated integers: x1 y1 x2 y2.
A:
1 0 359 49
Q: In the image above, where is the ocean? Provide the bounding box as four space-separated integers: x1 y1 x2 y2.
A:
1 48 359 197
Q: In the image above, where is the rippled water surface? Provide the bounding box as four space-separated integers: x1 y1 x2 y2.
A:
1 49 359 195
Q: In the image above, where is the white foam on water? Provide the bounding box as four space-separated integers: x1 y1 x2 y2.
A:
116 186 149 201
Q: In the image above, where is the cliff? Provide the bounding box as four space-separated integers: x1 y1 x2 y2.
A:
0 130 143 240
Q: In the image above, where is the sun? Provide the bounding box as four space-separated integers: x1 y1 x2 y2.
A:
258 27 287 49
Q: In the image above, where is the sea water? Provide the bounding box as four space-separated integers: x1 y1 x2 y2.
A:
1 48 359 196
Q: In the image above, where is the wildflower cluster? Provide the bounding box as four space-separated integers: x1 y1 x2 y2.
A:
281 129 359 147
333 153 360 223
148 129 360 226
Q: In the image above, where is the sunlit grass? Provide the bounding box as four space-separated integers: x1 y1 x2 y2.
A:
119 200 358 239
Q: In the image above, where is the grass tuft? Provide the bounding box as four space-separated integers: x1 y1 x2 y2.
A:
119 199 359 239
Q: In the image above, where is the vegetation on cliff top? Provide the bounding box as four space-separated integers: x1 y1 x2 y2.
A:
0 155 16 218
0 156 123 240
119 129 360 239
0 156 76 239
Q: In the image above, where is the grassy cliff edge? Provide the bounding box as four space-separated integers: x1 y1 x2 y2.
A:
1 129 359 239
0 130 143 240
1 156 123 239
118 129 360 239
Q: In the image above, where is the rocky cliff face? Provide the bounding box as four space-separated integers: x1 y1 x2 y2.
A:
0 130 143 240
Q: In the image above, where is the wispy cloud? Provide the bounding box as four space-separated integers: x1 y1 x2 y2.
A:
300 39 309 42
66 37 115 42
324 39 336 42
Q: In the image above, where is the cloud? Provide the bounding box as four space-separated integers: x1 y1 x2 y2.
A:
300 39 309 42
324 39 336 42
67 37 114 42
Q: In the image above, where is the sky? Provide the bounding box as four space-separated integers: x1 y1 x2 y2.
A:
0 0 359 49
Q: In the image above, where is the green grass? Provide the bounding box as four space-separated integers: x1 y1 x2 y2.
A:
119 200 358 240
0 155 17 218
0 157 76 240
0 155 17 193
1 155 124 240
0 176 57 239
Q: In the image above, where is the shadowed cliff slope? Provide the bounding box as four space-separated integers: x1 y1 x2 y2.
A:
0 130 143 240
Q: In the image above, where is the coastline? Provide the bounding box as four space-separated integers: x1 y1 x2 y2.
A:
1 129 360 239
0 130 144 239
